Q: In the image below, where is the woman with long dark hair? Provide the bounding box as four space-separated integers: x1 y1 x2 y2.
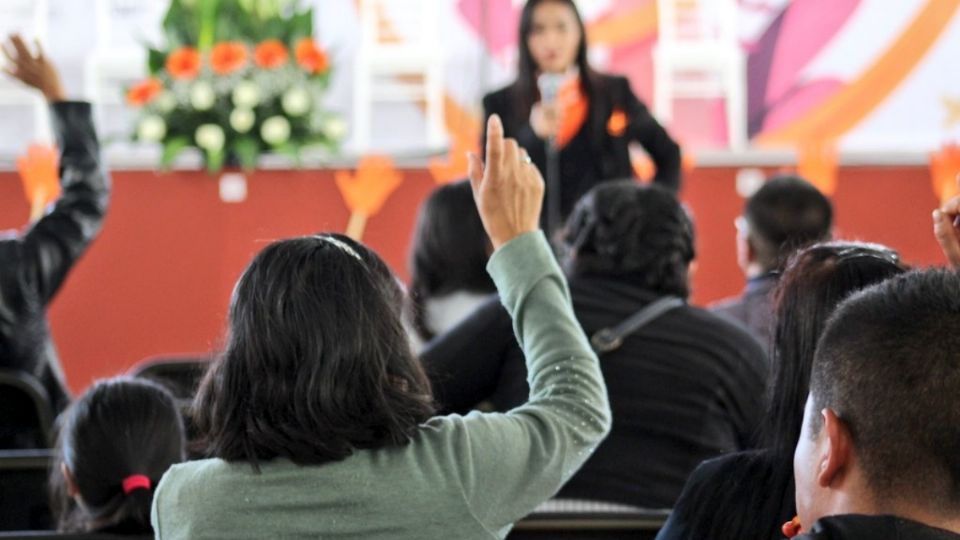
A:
483 0 681 233
655 242 906 540
151 116 611 538
407 180 495 345
50 377 185 534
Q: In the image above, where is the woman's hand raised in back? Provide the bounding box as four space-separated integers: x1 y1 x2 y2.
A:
1 34 65 102
468 114 545 251
933 174 960 268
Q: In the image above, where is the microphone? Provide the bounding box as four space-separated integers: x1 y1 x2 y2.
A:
537 72 565 106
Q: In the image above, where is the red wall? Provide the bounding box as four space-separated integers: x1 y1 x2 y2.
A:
0 165 944 394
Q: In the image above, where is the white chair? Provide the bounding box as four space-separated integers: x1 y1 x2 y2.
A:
0 0 50 144
352 0 446 152
653 0 747 148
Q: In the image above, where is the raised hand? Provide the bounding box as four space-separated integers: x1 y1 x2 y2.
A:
1 34 65 102
933 174 960 268
467 114 544 250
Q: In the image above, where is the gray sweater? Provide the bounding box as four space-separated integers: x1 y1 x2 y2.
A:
151 231 611 539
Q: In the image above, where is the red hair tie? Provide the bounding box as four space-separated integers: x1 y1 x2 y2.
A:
122 474 151 495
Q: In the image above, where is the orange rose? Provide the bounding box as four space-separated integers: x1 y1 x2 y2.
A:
607 109 628 137
254 40 289 69
295 38 329 74
126 78 163 106
210 42 248 75
166 47 202 80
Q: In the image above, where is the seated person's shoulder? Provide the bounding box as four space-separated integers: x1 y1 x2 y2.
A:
678 304 767 359
800 515 960 540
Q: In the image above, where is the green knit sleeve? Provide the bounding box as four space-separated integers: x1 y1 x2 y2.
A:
450 231 611 534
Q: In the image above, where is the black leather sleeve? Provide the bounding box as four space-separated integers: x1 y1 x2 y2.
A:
620 78 682 193
19 101 110 306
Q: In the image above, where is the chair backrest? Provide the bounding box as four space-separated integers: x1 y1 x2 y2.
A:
0 370 55 450
0 449 55 531
509 505 670 539
128 355 213 402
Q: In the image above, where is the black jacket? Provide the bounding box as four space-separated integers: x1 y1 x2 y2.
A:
421 275 768 509
799 515 960 540
482 74 681 222
0 102 110 411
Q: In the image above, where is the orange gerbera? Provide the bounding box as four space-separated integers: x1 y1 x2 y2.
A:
126 78 163 106
210 42 248 75
295 38 329 74
254 40 289 69
166 47 201 80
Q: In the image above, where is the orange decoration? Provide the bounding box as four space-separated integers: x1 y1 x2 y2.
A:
17 144 61 222
607 109 628 137
254 40 289 69
126 78 163 107
429 95 482 184
930 143 960 204
335 156 404 240
166 47 202 80
555 77 588 148
782 516 803 538
295 38 329 74
797 141 839 195
210 42 248 75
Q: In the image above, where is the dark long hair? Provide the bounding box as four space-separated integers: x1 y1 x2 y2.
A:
513 0 598 128
562 181 694 298
763 241 906 457
407 180 494 341
193 233 436 468
50 377 185 534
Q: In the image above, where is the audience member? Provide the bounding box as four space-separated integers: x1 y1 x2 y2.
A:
422 180 768 509
407 179 495 347
933 176 960 268
712 175 832 356
657 242 905 540
50 377 185 534
0 34 110 412
792 269 960 539
150 115 611 538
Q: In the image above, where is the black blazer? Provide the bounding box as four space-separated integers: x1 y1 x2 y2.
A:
482 73 681 222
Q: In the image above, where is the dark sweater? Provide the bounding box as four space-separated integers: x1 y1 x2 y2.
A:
799 515 960 540
422 275 768 509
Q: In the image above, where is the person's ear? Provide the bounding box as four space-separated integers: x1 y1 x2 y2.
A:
817 408 853 488
61 462 80 499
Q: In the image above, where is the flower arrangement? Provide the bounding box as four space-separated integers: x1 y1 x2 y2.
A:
127 0 345 172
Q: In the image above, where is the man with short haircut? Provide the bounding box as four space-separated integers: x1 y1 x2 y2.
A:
712 176 833 356
792 269 960 539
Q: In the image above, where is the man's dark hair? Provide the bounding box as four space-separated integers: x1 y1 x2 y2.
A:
193 233 436 468
408 180 495 341
745 175 833 272
810 269 960 514
562 181 694 298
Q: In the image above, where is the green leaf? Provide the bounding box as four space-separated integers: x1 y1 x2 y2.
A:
206 147 225 174
290 11 313 41
147 48 167 75
273 142 302 167
232 137 260 171
197 0 221 51
160 137 190 170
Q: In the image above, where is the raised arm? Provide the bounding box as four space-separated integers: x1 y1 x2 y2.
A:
448 115 610 533
3 34 110 304
933 175 960 268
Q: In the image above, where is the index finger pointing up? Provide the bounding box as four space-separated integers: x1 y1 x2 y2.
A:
485 114 504 184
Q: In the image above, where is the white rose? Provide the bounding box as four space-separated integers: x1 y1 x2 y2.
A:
281 87 311 116
230 108 256 133
261 116 291 146
323 116 347 140
195 124 225 151
137 115 167 142
154 92 177 113
190 82 216 111
232 81 260 109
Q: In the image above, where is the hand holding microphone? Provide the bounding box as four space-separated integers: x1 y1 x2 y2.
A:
530 72 567 140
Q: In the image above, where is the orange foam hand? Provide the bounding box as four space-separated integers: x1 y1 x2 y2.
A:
17 144 60 222
556 77 588 148
930 143 960 204
335 155 404 240
797 141 839 195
